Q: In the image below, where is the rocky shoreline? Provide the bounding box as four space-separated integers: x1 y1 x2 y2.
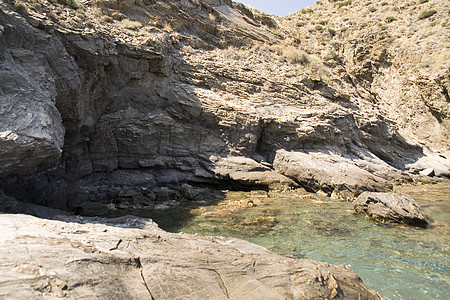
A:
0 195 382 299
0 0 449 298
1 0 449 211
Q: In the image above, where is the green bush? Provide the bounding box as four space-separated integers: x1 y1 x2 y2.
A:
335 0 352 8
297 21 307 27
378 23 388 30
318 19 329 25
381 1 388 6
315 25 325 32
385 16 397 23
301 8 314 14
418 9 437 20
369 7 377 12
419 0 429 4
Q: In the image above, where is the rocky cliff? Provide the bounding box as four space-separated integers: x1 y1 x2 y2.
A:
0 0 449 207
1 0 448 298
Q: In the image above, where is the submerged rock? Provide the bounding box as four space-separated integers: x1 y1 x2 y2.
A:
353 192 433 228
0 209 382 299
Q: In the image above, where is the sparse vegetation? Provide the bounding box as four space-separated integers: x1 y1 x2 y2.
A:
121 19 142 30
418 9 437 20
378 23 388 30
209 13 217 22
335 0 352 8
13 1 28 13
385 37 396 44
385 16 397 23
430 20 439 26
381 2 389 6
268 44 310 65
419 0 429 4
325 49 338 61
102 15 114 23
51 0 79 10
301 8 314 14
315 25 325 32
328 28 337 36
297 21 307 27
369 7 377 12
318 19 329 25
271 29 285 39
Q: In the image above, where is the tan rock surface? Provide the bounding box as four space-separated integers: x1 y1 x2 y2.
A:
0 210 381 299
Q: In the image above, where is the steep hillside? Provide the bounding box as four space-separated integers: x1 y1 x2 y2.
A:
0 0 449 211
279 0 450 151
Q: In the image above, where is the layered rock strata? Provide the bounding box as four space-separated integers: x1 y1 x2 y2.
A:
0 0 449 208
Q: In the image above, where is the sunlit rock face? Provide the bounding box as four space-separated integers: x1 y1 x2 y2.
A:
0 206 382 299
0 0 449 209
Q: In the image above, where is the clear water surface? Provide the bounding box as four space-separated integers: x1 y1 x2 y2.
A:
151 183 450 300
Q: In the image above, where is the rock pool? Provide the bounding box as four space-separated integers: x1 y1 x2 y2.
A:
152 183 449 300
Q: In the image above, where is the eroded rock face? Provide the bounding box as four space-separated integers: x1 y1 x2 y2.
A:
0 209 382 299
353 192 433 227
0 0 448 208
212 155 297 188
0 10 66 177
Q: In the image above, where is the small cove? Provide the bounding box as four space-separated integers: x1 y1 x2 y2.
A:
151 183 450 300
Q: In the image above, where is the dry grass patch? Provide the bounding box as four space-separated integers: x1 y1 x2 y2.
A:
121 19 142 30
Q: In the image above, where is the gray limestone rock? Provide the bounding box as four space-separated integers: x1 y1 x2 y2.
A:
0 9 66 177
353 192 433 228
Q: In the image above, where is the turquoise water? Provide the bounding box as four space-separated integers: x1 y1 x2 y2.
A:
153 183 450 300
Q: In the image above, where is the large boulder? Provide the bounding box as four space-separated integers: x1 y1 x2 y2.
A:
212 156 297 188
273 150 393 200
353 192 433 228
0 211 382 299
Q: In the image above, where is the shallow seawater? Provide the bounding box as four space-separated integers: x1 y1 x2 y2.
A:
153 183 450 300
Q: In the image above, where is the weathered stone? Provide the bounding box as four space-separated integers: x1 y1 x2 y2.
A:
273 150 392 200
354 192 433 228
419 168 435 177
180 183 196 199
0 0 448 208
0 209 382 299
212 156 298 188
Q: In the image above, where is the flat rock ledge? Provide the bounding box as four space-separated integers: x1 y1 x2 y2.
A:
353 192 433 228
0 212 381 299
